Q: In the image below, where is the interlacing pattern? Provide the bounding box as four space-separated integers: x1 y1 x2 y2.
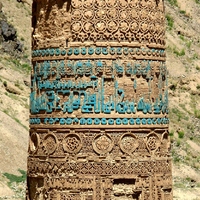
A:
71 0 165 44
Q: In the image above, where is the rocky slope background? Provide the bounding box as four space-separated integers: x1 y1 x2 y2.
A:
0 0 199 199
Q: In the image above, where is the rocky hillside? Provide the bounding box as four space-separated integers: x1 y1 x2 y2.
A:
0 0 31 199
166 0 200 199
0 0 200 199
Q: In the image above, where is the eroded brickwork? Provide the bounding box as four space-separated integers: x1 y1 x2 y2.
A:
27 0 172 199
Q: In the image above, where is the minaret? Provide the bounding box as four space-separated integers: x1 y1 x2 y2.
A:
27 0 172 199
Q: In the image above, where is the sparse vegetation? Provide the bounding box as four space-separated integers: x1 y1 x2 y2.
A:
192 53 199 59
186 40 192 49
170 107 189 121
9 58 31 74
15 80 24 90
179 10 186 15
196 84 200 90
178 131 185 139
3 105 28 130
173 47 185 56
2 169 27 199
166 14 174 30
195 0 200 4
167 0 178 6
3 169 26 186
179 34 185 41
3 81 7 87
187 124 194 133
176 138 181 146
167 45 187 57
194 109 200 119
169 131 174 137
196 66 200 71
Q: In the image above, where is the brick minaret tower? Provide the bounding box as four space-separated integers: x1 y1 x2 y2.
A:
27 0 172 199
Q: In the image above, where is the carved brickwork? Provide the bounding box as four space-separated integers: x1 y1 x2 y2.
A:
71 0 165 44
27 0 172 199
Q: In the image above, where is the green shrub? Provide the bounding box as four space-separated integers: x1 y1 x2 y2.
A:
180 49 185 56
3 169 26 186
3 81 7 87
196 66 200 71
169 131 174 137
167 0 178 6
173 48 185 56
195 0 200 4
176 139 181 146
22 63 31 72
179 10 186 15
196 85 200 90
173 155 181 162
179 35 185 41
186 41 192 49
193 53 199 59
166 14 174 30
194 109 200 119
178 131 185 139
